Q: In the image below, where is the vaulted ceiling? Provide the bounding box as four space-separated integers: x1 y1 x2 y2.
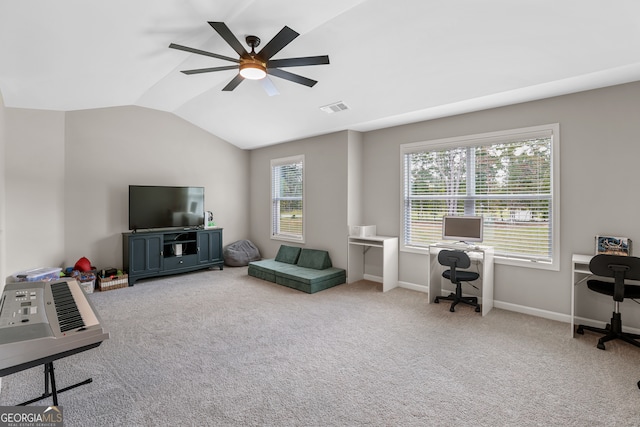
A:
1 1 640 149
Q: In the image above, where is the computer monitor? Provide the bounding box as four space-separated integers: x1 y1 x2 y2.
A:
442 215 483 243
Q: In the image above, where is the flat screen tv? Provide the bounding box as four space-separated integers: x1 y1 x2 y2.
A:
129 185 205 231
442 215 483 243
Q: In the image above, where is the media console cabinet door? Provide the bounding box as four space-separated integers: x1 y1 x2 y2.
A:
197 229 222 264
129 234 162 274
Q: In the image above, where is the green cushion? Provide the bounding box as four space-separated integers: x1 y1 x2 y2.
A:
276 273 346 294
248 254 346 294
274 245 302 264
248 261 277 282
296 249 332 270
276 267 345 285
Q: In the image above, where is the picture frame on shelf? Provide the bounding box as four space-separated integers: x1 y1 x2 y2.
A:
595 235 632 256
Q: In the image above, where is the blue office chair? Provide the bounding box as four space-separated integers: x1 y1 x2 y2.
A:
434 250 481 313
576 254 640 350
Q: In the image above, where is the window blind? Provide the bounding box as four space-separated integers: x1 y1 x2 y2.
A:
402 126 557 264
271 155 304 241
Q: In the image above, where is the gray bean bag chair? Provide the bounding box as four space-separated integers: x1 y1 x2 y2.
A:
223 240 261 266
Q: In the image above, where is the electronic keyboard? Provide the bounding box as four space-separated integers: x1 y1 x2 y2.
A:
0 279 109 376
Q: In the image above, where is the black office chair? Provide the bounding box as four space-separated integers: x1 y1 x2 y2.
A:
576 254 640 350
434 250 481 313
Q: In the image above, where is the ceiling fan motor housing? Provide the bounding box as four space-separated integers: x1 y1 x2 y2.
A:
239 35 266 79
245 35 261 50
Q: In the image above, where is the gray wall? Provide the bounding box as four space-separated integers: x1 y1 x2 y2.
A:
5 108 66 276
4 106 250 275
361 81 640 325
347 130 364 228
64 106 250 269
249 131 350 270
0 91 6 294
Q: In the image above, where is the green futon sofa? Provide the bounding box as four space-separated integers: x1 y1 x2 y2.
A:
248 245 346 294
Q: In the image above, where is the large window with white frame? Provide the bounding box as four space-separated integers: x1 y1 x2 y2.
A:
271 155 305 242
401 124 559 270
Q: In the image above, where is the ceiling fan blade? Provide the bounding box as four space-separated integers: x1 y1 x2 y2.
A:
181 65 239 75
268 68 317 88
260 77 280 97
222 74 244 91
169 43 239 63
208 22 248 57
267 55 330 68
257 26 299 61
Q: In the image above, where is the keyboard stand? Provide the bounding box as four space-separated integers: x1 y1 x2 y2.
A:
0 341 103 407
18 361 93 406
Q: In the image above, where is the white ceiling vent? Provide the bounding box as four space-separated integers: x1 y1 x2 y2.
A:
320 101 350 114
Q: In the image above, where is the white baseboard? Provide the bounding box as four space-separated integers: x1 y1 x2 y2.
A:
364 276 430 293
493 300 570 323
365 277 640 334
398 280 428 293
396 279 571 323
363 274 382 283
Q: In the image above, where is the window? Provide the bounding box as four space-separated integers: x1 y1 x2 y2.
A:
401 124 559 270
271 155 305 242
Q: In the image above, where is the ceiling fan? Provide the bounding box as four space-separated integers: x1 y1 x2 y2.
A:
169 22 330 95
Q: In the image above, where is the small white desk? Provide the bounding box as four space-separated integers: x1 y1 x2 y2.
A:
571 254 593 337
428 244 495 316
348 235 398 292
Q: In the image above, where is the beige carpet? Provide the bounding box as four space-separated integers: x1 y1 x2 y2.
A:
1 266 639 426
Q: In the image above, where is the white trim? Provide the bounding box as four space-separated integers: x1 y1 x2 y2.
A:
401 123 556 153
401 244 558 270
398 280 428 293
344 278 568 333
271 154 304 167
271 234 305 243
385 280 640 336
270 154 305 243
493 300 570 324
363 273 382 283
397 280 570 323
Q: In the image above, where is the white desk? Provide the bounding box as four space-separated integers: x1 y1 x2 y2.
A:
428 244 495 316
348 235 398 292
571 254 593 338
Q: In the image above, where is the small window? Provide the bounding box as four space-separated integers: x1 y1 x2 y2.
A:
401 124 559 270
271 155 305 242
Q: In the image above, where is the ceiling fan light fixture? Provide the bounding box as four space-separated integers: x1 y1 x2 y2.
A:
239 60 267 80
171 23 329 92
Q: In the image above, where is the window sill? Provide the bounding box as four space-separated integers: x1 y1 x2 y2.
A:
271 235 305 244
401 245 559 271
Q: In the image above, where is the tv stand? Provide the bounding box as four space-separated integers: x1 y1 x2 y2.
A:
122 228 223 286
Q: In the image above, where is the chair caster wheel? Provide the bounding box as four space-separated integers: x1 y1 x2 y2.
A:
434 298 439 304
597 341 606 350
475 306 481 313
449 306 455 312
576 326 584 335
637 380 640 389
